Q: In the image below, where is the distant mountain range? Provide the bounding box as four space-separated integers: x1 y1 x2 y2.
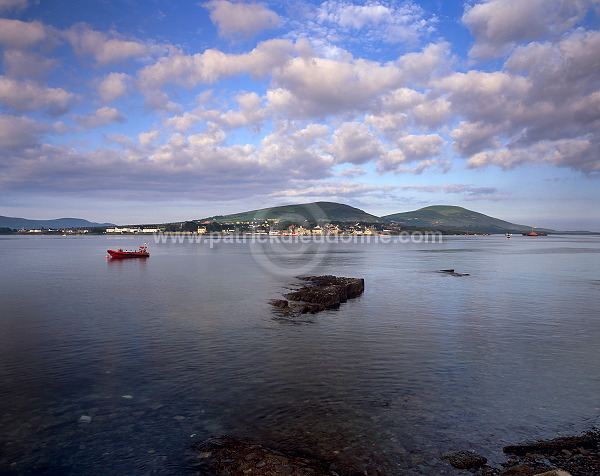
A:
205 201 381 224
1 202 563 234
0 216 115 230
382 205 554 234
203 202 554 234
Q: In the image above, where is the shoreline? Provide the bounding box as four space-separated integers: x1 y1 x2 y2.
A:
189 431 600 476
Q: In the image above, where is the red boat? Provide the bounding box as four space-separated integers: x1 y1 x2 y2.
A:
522 231 548 236
107 244 149 258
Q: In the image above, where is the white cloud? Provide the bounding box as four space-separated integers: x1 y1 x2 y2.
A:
435 70 530 124
62 23 152 64
412 97 451 129
467 139 600 174
188 129 227 148
220 92 266 130
467 148 527 170
269 56 403 117
365 113 410 138
0 0 33 12
138 38 450 119
106 133 136 148
269 180 395 198
0 18 49 49
463 0 593 59
504 30 600 147
0 113 48 152
258 122 333 179
400 184 499 197
395 42 453 85
324 122 385 165
1 0 597 208
74 107 125 129
437 29 600 173
98 73 130 103
395 133 445 161
450 121 502 157
138 39 304 109
164 110 205 132
378 87 423 112
315 0 436 45
204 0 282 39
264 42 451 120
336 167 367 178
378 149 451 174
373 133 446 174
138 130 161 147
505 28 600 100
317 2 392 29
2 49 57 79
0 76 74 114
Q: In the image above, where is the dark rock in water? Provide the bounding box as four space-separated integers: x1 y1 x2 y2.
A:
444 450 487 469
295 302 324 314
499 463 536 475
301 275 365 299
438 269 470 277
270 275 364 316
463 431 600 476
269 299 290 309
503 434 598 456
191 436 337 475
285 275 364 310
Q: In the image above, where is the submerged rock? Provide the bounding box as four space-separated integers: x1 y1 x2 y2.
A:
438 269 470 277
534 470 573 476
191 436 339 475
444 450 487 469
269 299 290 309
289 275 365 309
460 431 600 476
271 275 364 316
503 434 597 456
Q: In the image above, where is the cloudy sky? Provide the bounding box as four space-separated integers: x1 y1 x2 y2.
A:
0 0 598 229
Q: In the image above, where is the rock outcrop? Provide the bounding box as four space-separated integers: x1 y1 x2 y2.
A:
191 436 340 475
270 275 364 315
444 450 488 469
438 269 470 277
503 434 598 456
451 431 600 476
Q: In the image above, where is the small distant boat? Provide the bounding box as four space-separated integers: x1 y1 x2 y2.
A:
506 233 512 238
107 244 149 258
522 229 547 236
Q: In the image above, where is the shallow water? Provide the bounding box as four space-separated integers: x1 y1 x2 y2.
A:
1 234 599 475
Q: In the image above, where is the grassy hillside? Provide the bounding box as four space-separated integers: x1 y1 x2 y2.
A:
203 201 382 223
3 203 562 234
0 216 115 230
204 203 556 233
382 206 554 233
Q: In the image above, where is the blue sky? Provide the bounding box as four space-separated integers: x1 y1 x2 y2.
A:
0 0 598 229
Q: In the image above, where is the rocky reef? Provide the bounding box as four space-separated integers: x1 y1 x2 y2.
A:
438 268 470 277
188 431 600 475
190 436 349 475
270 275 364 315
445 431 600 475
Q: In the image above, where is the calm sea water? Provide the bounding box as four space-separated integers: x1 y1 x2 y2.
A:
1 234 599 475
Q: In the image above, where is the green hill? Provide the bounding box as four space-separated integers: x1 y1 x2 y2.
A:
203 201 382 224
0 216 115 230
382 206 554 234
202 202 556 233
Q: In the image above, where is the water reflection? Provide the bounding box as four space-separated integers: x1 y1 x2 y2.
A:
0 236 599 474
